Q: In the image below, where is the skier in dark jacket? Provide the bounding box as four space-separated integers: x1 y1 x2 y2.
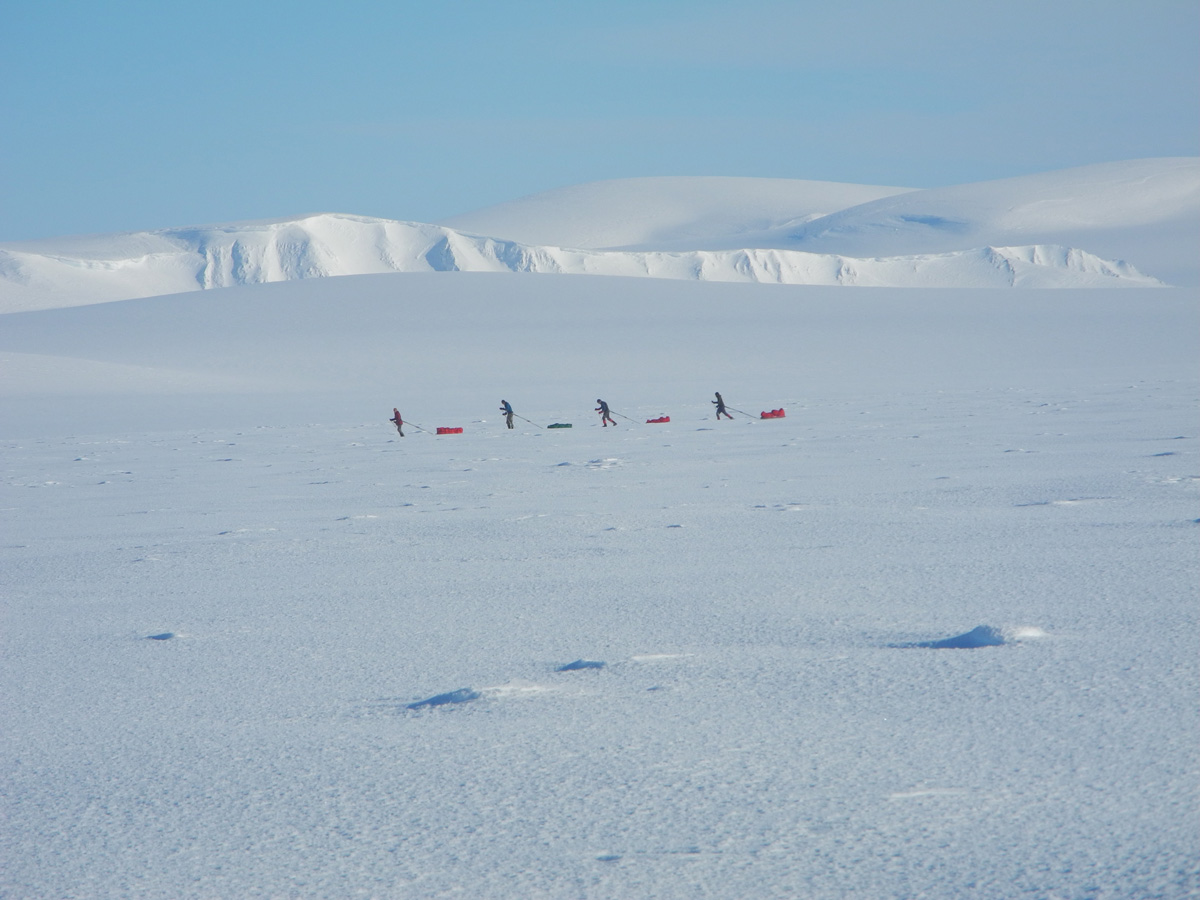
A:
713 392 733 420
596 399 616 427
390 408 404 436
500 400 514 429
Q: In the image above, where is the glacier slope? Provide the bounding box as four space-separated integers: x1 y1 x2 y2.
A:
437 175 916 250
764 158 1200 287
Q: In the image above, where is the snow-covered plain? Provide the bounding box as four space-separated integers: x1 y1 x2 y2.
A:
2 265 1197 897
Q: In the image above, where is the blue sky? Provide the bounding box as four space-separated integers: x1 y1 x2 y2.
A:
2 0 1197 241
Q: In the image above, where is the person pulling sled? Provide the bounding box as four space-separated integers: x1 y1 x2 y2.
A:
500 400 515 429
390 408 405 436
596 399 616 427
713 392 733 420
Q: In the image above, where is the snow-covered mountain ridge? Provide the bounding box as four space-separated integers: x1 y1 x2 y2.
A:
0 213 1163 313
437 175 916 249
1 158 1194 313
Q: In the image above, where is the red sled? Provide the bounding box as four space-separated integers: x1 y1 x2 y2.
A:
760 408 786 419
646 416 670 424
436 427 463 435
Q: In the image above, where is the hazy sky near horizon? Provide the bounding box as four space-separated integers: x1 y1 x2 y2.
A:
3 0 1197 241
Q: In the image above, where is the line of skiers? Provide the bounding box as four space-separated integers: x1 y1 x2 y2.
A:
392 393 739 436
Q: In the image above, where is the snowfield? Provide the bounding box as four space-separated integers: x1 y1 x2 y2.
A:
2 157 1197 314
1 265 1197 897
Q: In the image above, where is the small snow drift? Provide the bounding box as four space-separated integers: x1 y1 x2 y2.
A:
406 688 481 710
908 625 1049 649
557 659 605 671
925 625 1007 648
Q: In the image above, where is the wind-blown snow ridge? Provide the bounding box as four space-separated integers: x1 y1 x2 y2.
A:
902 625 1051 649
0 213 1163 313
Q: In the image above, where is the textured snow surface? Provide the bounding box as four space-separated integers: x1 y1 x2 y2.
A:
2 158 1194 313
2 274 1197 898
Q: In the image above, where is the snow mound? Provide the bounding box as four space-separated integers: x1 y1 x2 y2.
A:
914 625 1050 649
406 687 481 710
557 659 606 671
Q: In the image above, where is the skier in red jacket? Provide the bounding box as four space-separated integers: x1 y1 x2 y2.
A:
390 408 404 437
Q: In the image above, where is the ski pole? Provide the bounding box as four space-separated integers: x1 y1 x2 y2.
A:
397 419 432 434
